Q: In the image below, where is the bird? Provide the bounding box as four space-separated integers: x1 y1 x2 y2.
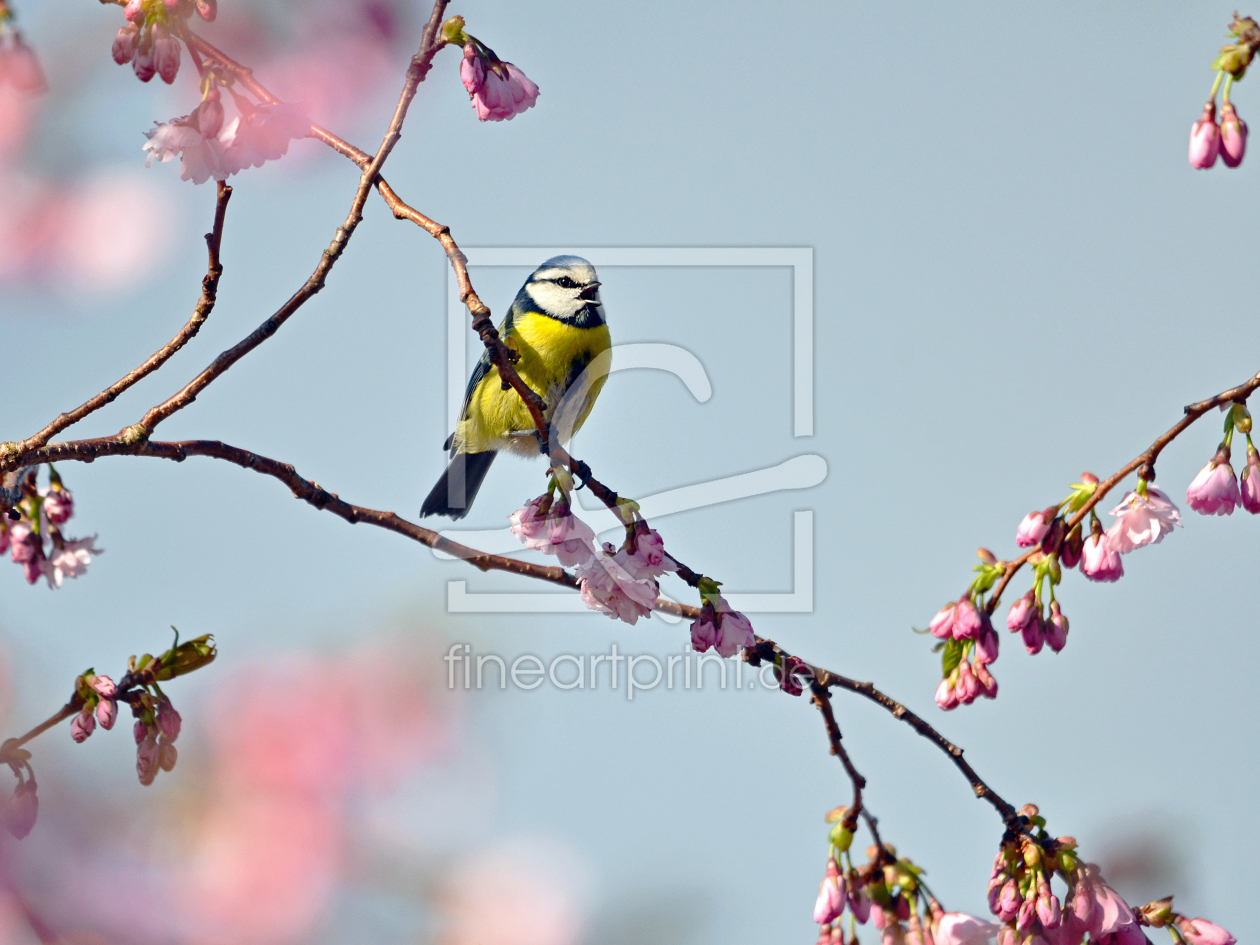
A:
421 255 612 519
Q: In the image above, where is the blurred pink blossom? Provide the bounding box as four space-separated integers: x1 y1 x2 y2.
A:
1177 918 1236 945
0 35 46 94
3 779 38 839
70 708 95 743
47 535 101 587
935 913 1000 945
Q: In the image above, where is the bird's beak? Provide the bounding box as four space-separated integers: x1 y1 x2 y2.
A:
579 282 601 300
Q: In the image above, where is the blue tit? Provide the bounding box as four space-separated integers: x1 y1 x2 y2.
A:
421 255 612 519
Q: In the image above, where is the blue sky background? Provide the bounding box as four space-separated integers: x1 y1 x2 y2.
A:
1 1 1257 942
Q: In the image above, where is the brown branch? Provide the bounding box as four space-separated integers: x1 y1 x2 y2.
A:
133 16 449 439
985 368 1260 612
0 183 233 467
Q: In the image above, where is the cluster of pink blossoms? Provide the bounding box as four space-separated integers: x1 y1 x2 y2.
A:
441 16 539 122
510 492 672 626
0 466 101 588
811 813 1000 945
509 483 757 656
985 807 1234 945
0 10 45 93
928 419 1260 710
1190 16 1257 169
70 672 119 743
930 579 1000 710
111 0 215 85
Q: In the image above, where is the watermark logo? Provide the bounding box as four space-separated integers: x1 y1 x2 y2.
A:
443 643 812 699
434 247 825 618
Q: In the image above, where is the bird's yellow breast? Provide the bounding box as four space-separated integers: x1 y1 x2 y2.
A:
457 311 611 456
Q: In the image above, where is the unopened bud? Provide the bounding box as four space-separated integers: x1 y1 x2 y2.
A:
1138 898 1174 927
977 547 996 565
829 822 854 852
439 15 469 45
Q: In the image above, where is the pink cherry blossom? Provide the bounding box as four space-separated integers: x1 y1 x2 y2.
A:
40 485 73 524
1105 485 1181 553
133 30 156 82
849 888 871 924
935 913 1000 945
71 707 96 743
576 550 656 625
195 0 218 21
1016 510 1051 548
1177 918 1236 945
113 23 140 65
1007 591 1036 632
953 598 983 640
1186 454 1239 516
1080 533 1123 582
158 736 178 772
461 44 539 122
198 88 225 138
48 535 101 587
713 603 755 657
222 102 312 173
1060 526 1083 569
996 879 1020 923
690 612 717 652
1220 102 1248 167
1240 447 1260 514
1190 101 1222 168
144 115 232 184
3 779 38 839
509 495 550 547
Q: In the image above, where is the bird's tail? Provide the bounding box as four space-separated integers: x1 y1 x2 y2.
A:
420 451 496 520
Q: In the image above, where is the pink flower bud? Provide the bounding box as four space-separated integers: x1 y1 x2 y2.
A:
1080 533 1123 583
1186 453 1239 516
935 676 958 711
871 903 887 929
929 601 958 639
1016 898 1035 931
152 23 181 85
778 655 809 696
90 674 117 697
814 873 846 924
133 719 148 744
1241 448 1260 514
953 598 982 641
1016 511 1050 548
895 897 911 921
41 487 73 525
156 699 181 742
4 780 38 839
124 0 143 20
1007 591 1035 632
71 708 96 743
1045 602 1068 653
1177 918 1236 945
136 733 160 785
195 0 218 20
1220 102 1248 167
1060 525 1083 569
112 24 140 64
460 44 485 94
133 33 156 83
690 613 718 652
997 880 1020 922
1190 101 1222 169
96 698 117 730
975 623 999 665
973 660 998 699
956 660 979 704
1022 611 1045 655
158 737 178 772
850 888 872 924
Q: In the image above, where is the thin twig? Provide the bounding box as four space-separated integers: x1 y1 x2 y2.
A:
1 183 233 466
